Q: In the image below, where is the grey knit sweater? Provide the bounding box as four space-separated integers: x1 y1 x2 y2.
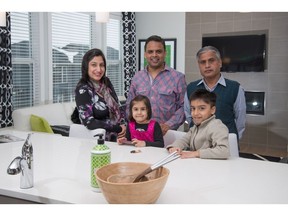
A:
166 115 230 159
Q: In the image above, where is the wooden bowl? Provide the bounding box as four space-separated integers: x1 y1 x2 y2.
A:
95 162 169 204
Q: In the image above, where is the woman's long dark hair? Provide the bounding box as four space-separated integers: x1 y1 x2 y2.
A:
78 48 108 86
76 48 118 103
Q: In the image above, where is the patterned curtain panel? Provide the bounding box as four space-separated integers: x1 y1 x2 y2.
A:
122 12 136 98
0 12 13 128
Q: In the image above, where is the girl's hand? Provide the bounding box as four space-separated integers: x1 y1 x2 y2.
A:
117 137 127 145
132 139 146 147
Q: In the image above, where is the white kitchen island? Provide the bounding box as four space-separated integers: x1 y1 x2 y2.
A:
1 130 288 204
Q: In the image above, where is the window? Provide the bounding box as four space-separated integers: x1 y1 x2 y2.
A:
10 12 124 109
51 12 92 103
106 16 123 96
11 12 34 109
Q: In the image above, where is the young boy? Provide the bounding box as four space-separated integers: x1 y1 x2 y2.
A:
167 89 230 159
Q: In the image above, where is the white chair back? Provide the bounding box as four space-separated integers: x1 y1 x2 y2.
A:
163 130 186 148
228 133 239 157
69 124 106 140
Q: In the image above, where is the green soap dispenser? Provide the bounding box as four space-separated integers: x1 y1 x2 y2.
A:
91 133 111 192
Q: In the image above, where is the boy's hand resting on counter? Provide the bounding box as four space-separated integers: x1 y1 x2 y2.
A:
168 147 200 158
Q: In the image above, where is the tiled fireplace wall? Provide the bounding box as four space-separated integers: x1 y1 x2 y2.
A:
185 12 288 157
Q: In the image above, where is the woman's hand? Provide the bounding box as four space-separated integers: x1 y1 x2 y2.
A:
117 124 126 138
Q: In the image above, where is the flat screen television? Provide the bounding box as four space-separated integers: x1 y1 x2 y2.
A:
202 34 266 72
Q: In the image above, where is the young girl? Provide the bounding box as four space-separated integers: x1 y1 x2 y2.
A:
118 95 164 148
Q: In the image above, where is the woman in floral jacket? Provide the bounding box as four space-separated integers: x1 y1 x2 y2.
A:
75 48 126 141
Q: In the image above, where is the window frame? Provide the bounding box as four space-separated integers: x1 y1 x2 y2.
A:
10 12 124 109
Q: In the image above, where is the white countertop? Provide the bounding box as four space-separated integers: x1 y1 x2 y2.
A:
1 130 288 204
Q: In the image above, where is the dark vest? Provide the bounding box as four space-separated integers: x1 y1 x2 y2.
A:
187 79 239 137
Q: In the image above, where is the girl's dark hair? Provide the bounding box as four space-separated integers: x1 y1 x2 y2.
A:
144 35 166 51
128 95 152 121
189 89 217 107
78 48 107 85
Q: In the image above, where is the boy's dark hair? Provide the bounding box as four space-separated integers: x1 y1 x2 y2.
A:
189 89 217 107
128 95 152 121
144 35 166 51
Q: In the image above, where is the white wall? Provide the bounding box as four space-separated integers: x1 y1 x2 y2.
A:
135 12 186 74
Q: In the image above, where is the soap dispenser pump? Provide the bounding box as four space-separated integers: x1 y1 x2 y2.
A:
91 133 111 192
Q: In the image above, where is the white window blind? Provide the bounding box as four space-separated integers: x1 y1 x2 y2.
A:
106 16 124 97
11 12 36 109
51 12 92 103
10 12 124 109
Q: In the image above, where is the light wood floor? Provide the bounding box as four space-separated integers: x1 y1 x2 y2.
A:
240 143 288 158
